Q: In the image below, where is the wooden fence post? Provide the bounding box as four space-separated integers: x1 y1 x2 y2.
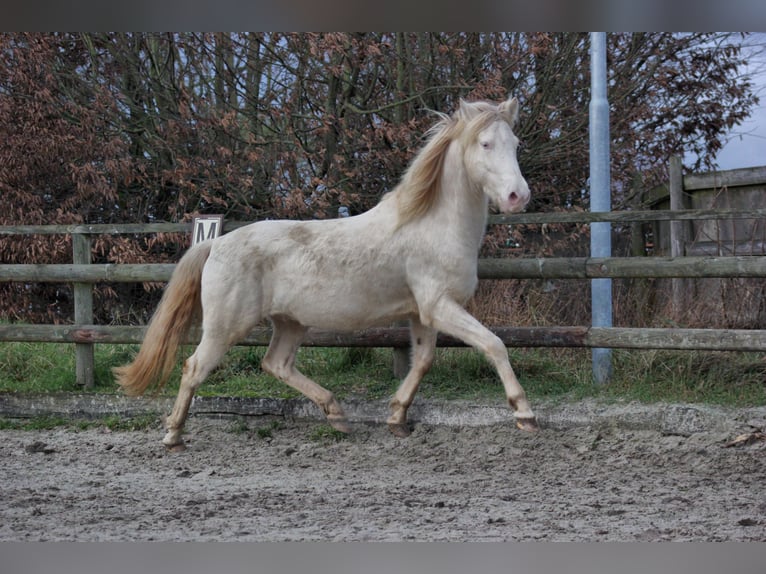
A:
669 156 690 316
72 231 94 389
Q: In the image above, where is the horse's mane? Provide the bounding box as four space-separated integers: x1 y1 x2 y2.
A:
392 100 512 227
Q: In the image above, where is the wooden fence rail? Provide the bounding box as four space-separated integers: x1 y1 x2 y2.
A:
2 207 766 236
2 206 765 388
1 256 765 283
1 324 765 352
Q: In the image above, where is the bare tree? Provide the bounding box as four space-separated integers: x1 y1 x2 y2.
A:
0 32 758 323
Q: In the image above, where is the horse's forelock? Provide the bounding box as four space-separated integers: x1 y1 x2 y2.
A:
425 100 509 142
457 108 513 145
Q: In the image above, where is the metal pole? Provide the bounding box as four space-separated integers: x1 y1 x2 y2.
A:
589 32 613 385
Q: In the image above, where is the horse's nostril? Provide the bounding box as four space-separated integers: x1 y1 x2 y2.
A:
509 192 519 202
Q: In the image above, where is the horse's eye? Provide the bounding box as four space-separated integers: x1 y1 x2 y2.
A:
480 141 492 150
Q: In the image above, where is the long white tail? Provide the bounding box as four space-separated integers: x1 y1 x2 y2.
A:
113 242 212 396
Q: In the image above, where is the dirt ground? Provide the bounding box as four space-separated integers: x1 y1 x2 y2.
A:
1 412 765 541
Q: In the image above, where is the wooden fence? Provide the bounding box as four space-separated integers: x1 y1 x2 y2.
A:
2 196 766 388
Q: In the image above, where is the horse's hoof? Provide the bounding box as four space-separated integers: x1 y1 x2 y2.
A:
515 417 539 433
388 422 412 438
328 416 351 434
163 431 187 452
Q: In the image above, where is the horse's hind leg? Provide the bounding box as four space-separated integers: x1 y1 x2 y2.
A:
163 334 230 449
387 319 437 437
261 317 350 433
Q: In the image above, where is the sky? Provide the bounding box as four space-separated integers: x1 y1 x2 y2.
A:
715 98 766 170
708 33 766 171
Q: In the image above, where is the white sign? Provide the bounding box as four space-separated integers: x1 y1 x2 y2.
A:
192 215 224 246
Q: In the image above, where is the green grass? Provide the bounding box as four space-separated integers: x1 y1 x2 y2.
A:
0 412 160 431
0 342 80 393
0 340 764 408
309 424 350 443
603 349 766 407
0 342 163 394
15 415 70 430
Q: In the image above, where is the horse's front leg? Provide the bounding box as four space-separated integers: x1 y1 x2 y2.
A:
425 297 538 432
388 320 437 437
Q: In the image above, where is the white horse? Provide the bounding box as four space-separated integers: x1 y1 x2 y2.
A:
114 95 538 449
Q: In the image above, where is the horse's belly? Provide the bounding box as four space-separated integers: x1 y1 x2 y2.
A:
268 276 416 330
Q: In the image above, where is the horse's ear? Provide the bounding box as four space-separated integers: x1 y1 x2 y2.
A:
499 96 520 125
456 98 471 119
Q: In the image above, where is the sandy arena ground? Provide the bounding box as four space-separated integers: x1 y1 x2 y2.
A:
1 408 765 541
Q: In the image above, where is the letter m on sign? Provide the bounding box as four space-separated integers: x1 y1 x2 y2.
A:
192 215 224 246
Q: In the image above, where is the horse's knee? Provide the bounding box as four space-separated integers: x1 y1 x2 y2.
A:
261 359 287 381
479 334 508 365
260 355 286 380
260 356 275 377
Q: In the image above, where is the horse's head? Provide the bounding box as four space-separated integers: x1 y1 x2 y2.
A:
459 96 530 214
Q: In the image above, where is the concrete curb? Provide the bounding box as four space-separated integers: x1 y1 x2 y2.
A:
2 392 765 436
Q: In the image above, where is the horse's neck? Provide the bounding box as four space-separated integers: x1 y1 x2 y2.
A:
434 144 489 253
